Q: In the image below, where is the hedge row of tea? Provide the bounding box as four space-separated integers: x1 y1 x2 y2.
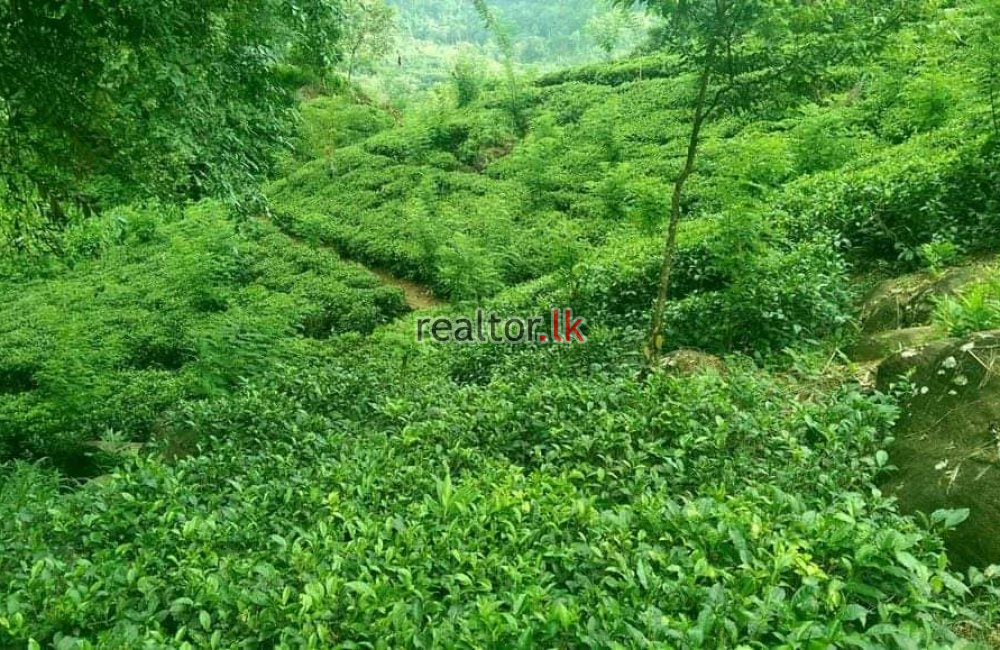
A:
0 203 407 465
269 1 999 312
3 324 999 647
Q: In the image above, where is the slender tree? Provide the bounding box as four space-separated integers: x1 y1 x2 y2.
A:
978 0 1000 139
342 0 397 83
613 0 913 365
470 0 525 133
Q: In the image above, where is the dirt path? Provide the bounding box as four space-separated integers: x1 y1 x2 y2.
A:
371 268 445 310
260 216 444 311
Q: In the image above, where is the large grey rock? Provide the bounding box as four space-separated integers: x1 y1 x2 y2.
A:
848 326 943 363
879 330 1000 568
875 337 961 392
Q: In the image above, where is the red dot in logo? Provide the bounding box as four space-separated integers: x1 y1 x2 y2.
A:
539 335 548 342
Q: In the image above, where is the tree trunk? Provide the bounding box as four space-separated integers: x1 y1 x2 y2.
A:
643 62 713 365
989 54 999 139
348 35 365 84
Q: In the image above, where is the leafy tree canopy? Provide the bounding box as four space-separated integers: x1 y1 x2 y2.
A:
0 0 346 250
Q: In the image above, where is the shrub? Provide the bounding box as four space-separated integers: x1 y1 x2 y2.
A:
0 341 993 648
452 60 483 108
780 131 1000 267
701 130 796 208
790 104 868 175
534 52 681 87
881 71 965 141
436 233 505 302
933 268 1000 337
0 203 407 464
295 96 395 162
918 239 962 274
667 238 852 355
569 217 761 328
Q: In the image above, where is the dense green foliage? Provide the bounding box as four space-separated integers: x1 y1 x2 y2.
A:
608 0 916 361
4 330 999 647
3 0 1000 647
0 0 356 251
393 0 649 62
0 204 406 466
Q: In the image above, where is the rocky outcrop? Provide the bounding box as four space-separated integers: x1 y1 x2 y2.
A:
860 267 980 335
849 265 986 364
875 337 961 392
848 326 942 363
878 331 1000 568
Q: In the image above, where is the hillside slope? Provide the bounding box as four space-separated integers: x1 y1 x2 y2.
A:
2 1 1000 647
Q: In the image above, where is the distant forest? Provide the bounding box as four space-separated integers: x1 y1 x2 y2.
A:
390 0 650 63
375 0 653 94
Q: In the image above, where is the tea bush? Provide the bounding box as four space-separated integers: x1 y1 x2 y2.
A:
266 69 750 302
662 238 852 356
789 104 870 175
779 131 1000 267
2 328 996 647
0 203 406 464
535 53 681 87
291 95 396 164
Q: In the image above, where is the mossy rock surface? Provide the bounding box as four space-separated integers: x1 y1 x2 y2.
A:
880 330 1000 568
860 266 981 334
875 338 961 392
848 326 943 363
